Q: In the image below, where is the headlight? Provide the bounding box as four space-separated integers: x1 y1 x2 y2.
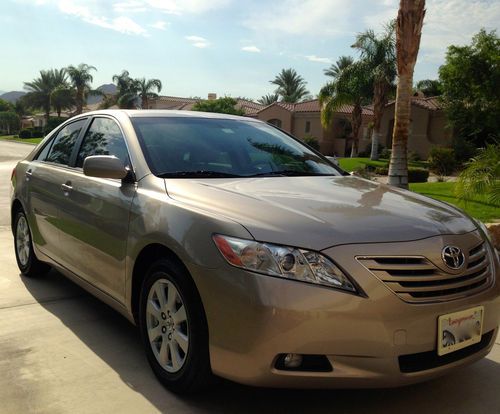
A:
212 234 357 293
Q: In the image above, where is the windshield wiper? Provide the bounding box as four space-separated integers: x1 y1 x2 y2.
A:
157 170 243 178
248 170 336 177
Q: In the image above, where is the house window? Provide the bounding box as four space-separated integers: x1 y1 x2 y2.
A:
268 119 282 128
305 121 311 133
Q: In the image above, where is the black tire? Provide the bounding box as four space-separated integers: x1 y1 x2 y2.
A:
13 210 50 277
139 258 212 394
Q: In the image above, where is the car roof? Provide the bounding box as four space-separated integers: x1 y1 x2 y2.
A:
81 109 264 122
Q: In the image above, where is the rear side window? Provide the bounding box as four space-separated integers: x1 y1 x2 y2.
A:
76 117 130 168
44 120 86 165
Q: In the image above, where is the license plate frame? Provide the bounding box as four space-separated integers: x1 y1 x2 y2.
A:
437 306 484 356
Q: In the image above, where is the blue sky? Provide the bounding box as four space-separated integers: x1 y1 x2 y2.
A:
1 0 499 100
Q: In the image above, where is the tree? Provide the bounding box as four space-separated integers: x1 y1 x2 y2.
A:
192 97 245 115
270 68 310 103
136 77 162 109
415 79 441 96
388 0 426 188
324 56 354 79
24 69 68 123
258 93 279 105
50 86 75 117
0 111 20 134
0 98 13 112
353 22 396 160
439 29 500 148
112 70 140 109
455 143 500 205
319 59 373 157
66 63 99 114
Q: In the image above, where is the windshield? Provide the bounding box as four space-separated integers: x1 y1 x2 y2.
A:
131 117 342 178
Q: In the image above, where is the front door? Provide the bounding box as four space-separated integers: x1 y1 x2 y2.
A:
56 116 135 303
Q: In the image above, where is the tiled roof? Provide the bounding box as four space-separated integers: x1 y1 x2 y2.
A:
386 96 442 111
157 96 200 103
257 100 374 116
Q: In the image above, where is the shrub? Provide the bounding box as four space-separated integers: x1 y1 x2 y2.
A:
375 167 388 175
408 151 421 162
46 117 66 132
428 147 457 175
30 129 44 138
379 148 391 159
19 129 32 138
303 135 320 151
408 168 429 183
452 136 477 164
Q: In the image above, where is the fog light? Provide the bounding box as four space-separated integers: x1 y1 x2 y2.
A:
283 353 303 368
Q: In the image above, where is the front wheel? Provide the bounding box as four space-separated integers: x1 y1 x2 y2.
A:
13 210 50 277
139 258 212 393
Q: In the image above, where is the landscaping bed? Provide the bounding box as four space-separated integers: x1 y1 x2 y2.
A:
0 135 42 145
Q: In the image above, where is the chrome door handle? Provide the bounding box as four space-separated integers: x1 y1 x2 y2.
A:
61 183 73 193
25 170 33 181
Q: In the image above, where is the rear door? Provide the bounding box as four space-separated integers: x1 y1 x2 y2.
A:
24 119 87 261
56 116 136 302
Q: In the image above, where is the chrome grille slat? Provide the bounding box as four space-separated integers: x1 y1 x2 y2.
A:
357 242 492 303
387 268 489 293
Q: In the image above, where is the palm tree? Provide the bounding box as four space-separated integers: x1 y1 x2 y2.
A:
455 143 500 205
388 0 426 188
112 70 139 109
24 69 68 123
270 68 310 103
136 78 162 109
319 59 373 157
324 56 354 79
66 63 99 114
50 86 75 117
258 93 279 105
353 22 396 160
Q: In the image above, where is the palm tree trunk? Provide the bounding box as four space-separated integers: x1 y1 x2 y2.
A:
370 80 385 160
388 74 411 187
142 95 148 109
76 87 83 114
388 0 426 189
350 104 362 157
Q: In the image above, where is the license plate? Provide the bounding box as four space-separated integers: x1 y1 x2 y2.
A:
437 306 484 356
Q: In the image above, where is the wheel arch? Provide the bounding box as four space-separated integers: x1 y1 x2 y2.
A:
10 199 24 233
130 243 203 325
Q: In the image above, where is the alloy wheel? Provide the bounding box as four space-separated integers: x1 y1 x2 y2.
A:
16 215 31 267
146 277 189 373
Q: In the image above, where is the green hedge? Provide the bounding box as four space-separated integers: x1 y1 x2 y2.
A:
374 167 429 183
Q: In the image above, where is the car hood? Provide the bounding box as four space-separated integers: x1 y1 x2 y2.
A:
165 176 476 251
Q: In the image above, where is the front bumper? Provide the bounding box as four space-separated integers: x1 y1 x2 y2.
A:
189 232 500 388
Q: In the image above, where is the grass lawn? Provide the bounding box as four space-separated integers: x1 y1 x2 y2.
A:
339 157 427 171
410 182 500 222
0 135 43 145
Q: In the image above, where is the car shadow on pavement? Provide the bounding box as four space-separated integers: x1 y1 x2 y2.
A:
22 269 500 414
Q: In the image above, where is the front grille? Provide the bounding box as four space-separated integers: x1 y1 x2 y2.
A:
399 330 495 373
357 242 492 303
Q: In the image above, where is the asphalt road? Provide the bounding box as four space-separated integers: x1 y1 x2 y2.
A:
0 140 499 414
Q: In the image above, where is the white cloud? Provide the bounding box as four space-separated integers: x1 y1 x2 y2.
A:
50 0 149 35
241 45 260 53
305 55 331 63
185 35 210 48
243 0 355 37
111 0 231 14
364 0 500 65
150 20 168 30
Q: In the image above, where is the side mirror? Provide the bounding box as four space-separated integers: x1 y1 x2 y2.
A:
83 155 129 180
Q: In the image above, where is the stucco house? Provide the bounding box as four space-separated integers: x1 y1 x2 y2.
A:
378 96 451 159
252 100 374 156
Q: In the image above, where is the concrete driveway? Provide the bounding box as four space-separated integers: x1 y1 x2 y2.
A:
0 140 499 414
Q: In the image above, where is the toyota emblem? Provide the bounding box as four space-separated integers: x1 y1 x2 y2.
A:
442 246 465 270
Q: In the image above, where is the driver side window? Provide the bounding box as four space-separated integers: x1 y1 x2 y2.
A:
76 117 130 168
